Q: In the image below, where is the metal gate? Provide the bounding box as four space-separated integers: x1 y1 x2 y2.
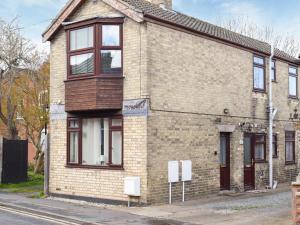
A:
1 138 28 184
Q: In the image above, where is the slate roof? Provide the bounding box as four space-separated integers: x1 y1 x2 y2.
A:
121 0 298 63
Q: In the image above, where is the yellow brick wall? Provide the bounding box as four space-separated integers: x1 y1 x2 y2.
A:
49 0 148 203
146 22 299 203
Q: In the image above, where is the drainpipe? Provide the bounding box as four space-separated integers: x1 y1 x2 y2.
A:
269 45 274 189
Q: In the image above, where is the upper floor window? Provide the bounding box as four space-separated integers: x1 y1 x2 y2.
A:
253 55 265 92
67 20 123 78
271 60 276 82
70 26 94 51
289 65 298 98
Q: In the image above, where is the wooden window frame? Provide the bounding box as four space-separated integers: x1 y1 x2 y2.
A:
288 65 298 99
253 55 266 93
253 133 266 163
67 118 82 165
285 131 295 165
66 116 124 170
66 18 124 80
272 134 278 158
271 60 276 82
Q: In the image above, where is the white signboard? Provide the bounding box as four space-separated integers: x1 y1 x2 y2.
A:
50 104 67 120
122 99 148 117
168 161 179 183
181 160 192 181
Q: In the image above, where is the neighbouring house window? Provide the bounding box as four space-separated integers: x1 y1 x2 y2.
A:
289 66 298 98
272 134 278 158
67 117 123 168
285 131 295 164
253 55 265 91
67 22 123 78
271 60 276 82
254 134 266 161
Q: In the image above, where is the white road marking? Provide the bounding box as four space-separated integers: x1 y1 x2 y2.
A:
0 205 81 225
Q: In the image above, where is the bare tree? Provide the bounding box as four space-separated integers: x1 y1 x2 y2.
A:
218 17 300 57
0 18 34 139
17 56 49 174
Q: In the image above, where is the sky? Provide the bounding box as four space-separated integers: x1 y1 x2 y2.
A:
1 0 300 53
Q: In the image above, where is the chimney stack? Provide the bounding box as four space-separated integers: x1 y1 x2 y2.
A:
146 0 172 9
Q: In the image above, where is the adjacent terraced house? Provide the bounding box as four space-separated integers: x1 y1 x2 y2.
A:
43 0 300 204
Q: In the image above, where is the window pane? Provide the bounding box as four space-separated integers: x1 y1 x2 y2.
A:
102 25 120 46
112 131 122 165
70 53 94 75
271 61 275 68
272 135 277 157
101 50 122 74
244 136 251 165
254 66 264 89
70 27 93 51
286 131 295 139
220 135 226 165
255 143 264 160
69 132 79 163
289 75 297 96
286 142 294 162
289 66 297 75
256 135 264 142
69 120 79 128
112 119 122 127
254 56 264 65
271 69 275 81
82 118 109 166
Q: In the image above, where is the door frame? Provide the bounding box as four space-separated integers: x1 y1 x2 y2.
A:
220 132 231 190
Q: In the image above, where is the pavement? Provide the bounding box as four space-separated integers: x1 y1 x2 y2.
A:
0 183 293 225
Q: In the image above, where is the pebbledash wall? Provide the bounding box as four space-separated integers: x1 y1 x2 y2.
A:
49 0 300 205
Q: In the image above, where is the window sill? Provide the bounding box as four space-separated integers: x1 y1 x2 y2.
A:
285 161 296 166
254 160 267 164
288 96 299 100
65 74 124 82
65 164 124 170
253 89 266 94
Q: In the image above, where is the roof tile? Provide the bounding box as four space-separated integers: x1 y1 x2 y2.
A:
122 0 297 62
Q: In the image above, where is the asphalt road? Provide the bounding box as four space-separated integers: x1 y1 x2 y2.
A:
0 209 58 225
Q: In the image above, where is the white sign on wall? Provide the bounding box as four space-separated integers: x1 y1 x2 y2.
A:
168 161 179 183
50 104 67 121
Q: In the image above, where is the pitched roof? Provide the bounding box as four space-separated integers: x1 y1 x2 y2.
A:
43 0 299 63
122 0 298 63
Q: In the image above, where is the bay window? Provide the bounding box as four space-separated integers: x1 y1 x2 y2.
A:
289 65 298 98
67 117 123 168
253 55 265 91
66 20 123 78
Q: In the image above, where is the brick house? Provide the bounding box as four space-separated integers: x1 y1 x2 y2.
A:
43 0 300 204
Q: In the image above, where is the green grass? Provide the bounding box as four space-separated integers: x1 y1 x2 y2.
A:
0 170 44 194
